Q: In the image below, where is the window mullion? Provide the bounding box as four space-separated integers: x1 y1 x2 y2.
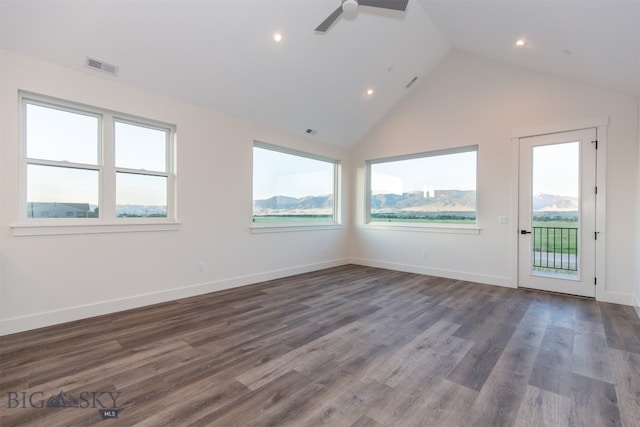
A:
25 158 99 170
333 162 340 224
114 167 168 177
166 130 175 220
101 114 116 220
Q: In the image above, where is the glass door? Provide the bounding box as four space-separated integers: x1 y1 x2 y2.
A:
518 128 597 297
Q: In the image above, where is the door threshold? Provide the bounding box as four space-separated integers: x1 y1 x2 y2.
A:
518 286 595 300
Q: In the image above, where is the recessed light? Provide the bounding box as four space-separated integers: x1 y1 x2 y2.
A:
366 88 374 96
273 32 283 42
515 39 526 47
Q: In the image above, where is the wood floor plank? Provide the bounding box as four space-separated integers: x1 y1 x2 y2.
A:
569 373 622 426
131 379 251 426
446 341 505 391
514 385 571 427
363 375 441 425
297 378 395 427
528 324 575 397
362 320 469 387
465 328 541 426
2 265 639 426
607 348 640 427
195 369 325 427
573 331 614 384
397 377 478 427
600 303 640 354
350 414 383 427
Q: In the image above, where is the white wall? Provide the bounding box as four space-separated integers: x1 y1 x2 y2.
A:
2 48 638 335
636 97 640 318
0 49 351 335
351 51 639 304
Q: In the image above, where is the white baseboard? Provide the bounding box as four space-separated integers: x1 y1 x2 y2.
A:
596 289 636 306
349 257 516 288
350 258 640 310
3 258 635 336
0 258 350 336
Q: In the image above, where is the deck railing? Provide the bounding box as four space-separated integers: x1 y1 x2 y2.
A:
532 226 578 272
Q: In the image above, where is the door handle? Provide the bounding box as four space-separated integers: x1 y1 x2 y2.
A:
520 230 532 235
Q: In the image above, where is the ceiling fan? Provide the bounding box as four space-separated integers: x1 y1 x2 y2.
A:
315 0 409 33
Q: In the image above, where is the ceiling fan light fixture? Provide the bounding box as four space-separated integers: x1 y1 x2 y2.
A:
342 0 358 16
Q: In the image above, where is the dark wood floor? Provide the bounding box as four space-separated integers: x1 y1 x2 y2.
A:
1 265 639 426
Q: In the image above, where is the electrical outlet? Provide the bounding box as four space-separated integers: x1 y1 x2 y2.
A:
422 249 428 258
198 261 206 272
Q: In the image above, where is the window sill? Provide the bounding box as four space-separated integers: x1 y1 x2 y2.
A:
250 223 342 234
362 223 481 235
12 221 181 237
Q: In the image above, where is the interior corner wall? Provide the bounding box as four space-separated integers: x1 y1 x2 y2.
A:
0 49 351 335
350 51 639 304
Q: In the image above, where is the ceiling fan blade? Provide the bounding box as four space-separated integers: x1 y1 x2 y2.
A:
315 5 344 32
358 0 409 11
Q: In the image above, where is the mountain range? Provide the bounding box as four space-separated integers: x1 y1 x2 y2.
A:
253 195 333 215
532 193 578 211
254 191 577 214
371 190 475 212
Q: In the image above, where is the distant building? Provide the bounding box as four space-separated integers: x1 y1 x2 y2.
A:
27 202 91 218
423 185 435 198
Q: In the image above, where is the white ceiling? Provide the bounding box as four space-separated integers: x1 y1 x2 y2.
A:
1 0 638 148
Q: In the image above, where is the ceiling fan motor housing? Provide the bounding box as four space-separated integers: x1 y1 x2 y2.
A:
342 0 358 16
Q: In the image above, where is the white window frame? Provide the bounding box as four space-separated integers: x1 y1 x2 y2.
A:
251 141 341 233
365 145 480 234
14 92 178 236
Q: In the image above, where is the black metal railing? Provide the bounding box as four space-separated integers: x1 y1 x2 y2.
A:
532 227 578 271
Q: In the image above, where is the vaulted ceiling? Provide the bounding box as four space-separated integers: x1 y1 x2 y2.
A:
1 0 638 148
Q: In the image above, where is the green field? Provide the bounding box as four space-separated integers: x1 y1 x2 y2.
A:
532 221 579 255
370 217 475 224
253 215 334 223
370 212 476 224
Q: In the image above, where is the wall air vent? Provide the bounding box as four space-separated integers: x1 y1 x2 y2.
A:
405 76 418 89
85 57 119 76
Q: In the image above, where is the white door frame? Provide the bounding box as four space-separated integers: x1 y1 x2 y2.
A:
511 117 607 300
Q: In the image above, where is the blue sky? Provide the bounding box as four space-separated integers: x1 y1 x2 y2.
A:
253 146 334 200
26 103 168 206
371 150 477 195
533 141 579 198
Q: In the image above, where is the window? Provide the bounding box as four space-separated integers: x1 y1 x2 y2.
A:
367 146 477 225
253 141 339 225
21 93 175 224
114 120 170 218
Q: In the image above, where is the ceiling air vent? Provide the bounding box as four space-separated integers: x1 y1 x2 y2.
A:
405 76 418 89
85 57 119 76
